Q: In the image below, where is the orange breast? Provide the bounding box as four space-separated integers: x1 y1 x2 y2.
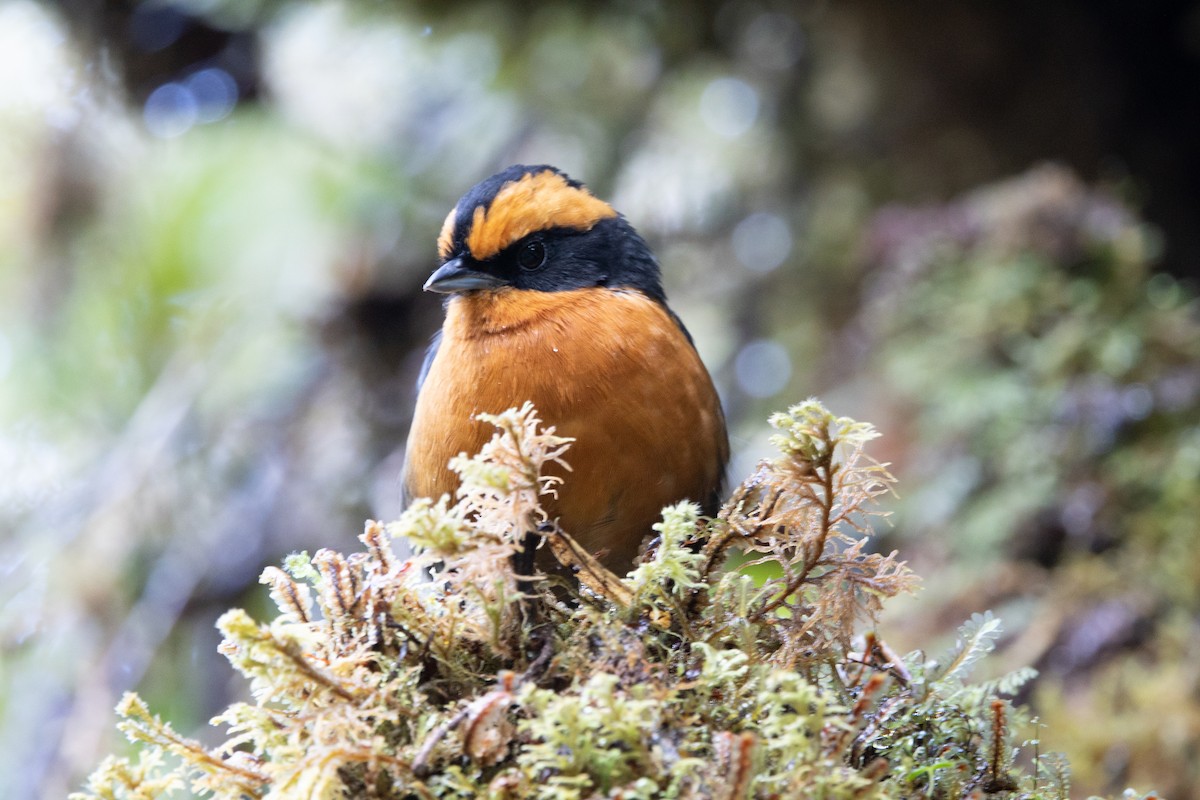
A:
404 287 728 571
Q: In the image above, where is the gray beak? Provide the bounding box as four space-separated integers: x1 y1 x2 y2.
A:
423 257 507 294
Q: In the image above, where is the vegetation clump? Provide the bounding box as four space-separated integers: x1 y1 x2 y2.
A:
856 165 1200 794
74 400 1151 799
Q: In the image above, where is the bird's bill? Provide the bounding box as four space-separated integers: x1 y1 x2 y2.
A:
423 257 507 294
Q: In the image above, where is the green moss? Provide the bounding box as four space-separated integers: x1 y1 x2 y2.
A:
72 400 1152 799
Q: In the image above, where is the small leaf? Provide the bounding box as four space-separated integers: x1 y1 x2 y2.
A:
936 610 1004 684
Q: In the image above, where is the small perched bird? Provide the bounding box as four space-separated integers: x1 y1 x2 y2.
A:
404 164 728 572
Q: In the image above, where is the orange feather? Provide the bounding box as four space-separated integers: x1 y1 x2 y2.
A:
404 287 727 571
464 171 616 261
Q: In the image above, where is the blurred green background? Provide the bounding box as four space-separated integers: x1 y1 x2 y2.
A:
2 1 1199 797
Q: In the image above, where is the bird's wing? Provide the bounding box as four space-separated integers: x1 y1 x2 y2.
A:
401 328 444 509
416 327 443 393
664 306 696 347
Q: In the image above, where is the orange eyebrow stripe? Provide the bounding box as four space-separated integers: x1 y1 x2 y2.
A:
437 207 457 261
465 170 617 261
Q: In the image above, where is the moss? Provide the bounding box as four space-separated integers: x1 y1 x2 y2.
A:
72 400 1153 799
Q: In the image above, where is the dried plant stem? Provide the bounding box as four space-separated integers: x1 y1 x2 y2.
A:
748 430 835 623
250 628 362 703
119 694 268 795
412 707 470 778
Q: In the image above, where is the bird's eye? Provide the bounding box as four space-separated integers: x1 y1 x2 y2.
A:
517 240 546 270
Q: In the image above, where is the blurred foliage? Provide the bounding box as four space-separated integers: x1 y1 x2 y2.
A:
855 166 1200 797
0 0 1197 797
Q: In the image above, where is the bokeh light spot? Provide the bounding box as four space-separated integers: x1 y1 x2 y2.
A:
734 338 792 398
1146 272 1180 309
742 13 805 70
699 76 758 139
144 82 198 138
128 4 186 53
185 67 238 123
1122 384 1153 420
732 212 792 273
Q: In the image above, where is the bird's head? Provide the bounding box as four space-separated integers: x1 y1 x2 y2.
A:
424 165 665 302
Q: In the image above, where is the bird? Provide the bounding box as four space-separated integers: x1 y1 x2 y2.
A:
403 164 728 573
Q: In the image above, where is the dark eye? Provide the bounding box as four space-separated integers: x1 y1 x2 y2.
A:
517 240 546 270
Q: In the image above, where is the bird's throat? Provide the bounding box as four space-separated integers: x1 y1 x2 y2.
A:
447 288 596 338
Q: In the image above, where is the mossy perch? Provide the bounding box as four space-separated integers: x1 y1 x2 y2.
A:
73 400 1154 799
